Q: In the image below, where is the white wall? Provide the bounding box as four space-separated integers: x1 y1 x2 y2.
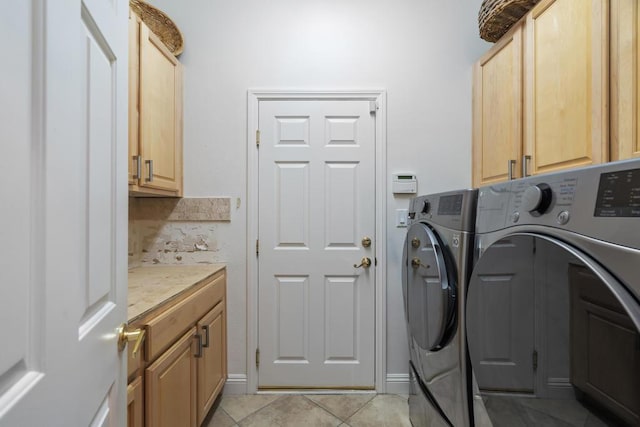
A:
148 0 489 391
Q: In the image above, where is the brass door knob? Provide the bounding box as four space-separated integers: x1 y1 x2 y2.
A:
354 257 372 269
117 323 146 357
411 237 420 248
411 257 429 269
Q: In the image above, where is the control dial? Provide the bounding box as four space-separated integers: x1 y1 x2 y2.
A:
421 200 431 214
522 183 552 215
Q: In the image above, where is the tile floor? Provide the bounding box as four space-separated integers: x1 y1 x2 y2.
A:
484 396 619 427
203 393 411 427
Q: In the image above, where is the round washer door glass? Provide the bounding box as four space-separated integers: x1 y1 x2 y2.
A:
404 222 457 351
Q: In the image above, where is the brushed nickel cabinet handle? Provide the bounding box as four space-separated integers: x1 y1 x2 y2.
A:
508 159 516 180
145 159 153 182
522 155 531 177
202 325 210 348
133 155 142 179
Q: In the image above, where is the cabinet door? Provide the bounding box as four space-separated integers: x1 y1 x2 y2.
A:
139 22 183 193
473 24 523 187
611 0 640 161
127 377 144 427
128 11 141 186
196 301 227 425
524 0 608 175
146 327 197 427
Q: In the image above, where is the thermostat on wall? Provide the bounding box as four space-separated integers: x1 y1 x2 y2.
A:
392 173 417 194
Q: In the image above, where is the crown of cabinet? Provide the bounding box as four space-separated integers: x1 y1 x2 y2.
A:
128 10 183 197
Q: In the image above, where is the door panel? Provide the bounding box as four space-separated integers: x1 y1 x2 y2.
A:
0 0 128 424
258 99 375 388
467 236 535 392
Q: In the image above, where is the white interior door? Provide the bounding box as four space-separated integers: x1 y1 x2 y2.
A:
257 99 376 388
0 0 128 425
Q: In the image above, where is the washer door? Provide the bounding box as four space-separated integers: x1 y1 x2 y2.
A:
467 234 640 426
403 222 457 352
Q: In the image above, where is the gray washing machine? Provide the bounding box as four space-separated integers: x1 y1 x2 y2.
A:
467 159 640 426
402 189 477 427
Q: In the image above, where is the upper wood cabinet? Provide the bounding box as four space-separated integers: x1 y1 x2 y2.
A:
611 0 640 161
473 23 524 186
472 0 609 187
129 10 183 197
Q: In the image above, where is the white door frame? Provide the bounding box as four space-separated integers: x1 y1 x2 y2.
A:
246 89 387 393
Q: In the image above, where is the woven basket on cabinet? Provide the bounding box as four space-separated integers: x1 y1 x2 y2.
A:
130 0 184 55
478 0 540 42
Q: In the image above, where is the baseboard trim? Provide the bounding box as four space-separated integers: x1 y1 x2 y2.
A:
385 373 409 394
223 374 248 395
223 373 409 395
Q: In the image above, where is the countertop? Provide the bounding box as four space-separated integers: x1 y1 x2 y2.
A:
128 264 226 322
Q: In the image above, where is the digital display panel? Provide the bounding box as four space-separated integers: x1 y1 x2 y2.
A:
594 168 640 217
438 194 463 216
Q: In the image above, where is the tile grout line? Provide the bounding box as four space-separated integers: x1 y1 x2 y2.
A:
301 395 345 423
224 395 285 424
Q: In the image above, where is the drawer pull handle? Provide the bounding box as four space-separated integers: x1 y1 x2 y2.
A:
202 325 210 348
195 334 203 358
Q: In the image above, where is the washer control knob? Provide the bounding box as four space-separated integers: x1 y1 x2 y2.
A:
522 183 552 214
511 211 520 223
421 200 430 214
557 210 570 225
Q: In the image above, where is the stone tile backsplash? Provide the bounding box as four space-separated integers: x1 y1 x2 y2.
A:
129 197 231 268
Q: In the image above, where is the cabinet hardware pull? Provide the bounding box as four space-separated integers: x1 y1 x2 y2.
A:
134 155 142 180
508 159 516 180
195 334 203 358
145 159 154 182
522 155 531 177
202 325 210 348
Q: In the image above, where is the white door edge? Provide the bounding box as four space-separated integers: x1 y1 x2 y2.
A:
246 89 387 393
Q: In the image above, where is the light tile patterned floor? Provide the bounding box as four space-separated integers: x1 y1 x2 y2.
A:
203 394 410 427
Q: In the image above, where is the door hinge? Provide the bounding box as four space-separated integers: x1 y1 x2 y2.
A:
369 101 378 114
532 349 538 371
256 239 259 256
256 129 260 147
256 348 260 369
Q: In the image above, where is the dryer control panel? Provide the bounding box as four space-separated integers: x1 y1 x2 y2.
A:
476 158 640 250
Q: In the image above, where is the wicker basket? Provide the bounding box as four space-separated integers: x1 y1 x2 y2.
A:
130 0 184 55
478 0 540 42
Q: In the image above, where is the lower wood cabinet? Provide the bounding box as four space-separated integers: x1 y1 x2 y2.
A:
146 328 198 427
127 376 144 427
126 268 226 427
197 302 227 425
